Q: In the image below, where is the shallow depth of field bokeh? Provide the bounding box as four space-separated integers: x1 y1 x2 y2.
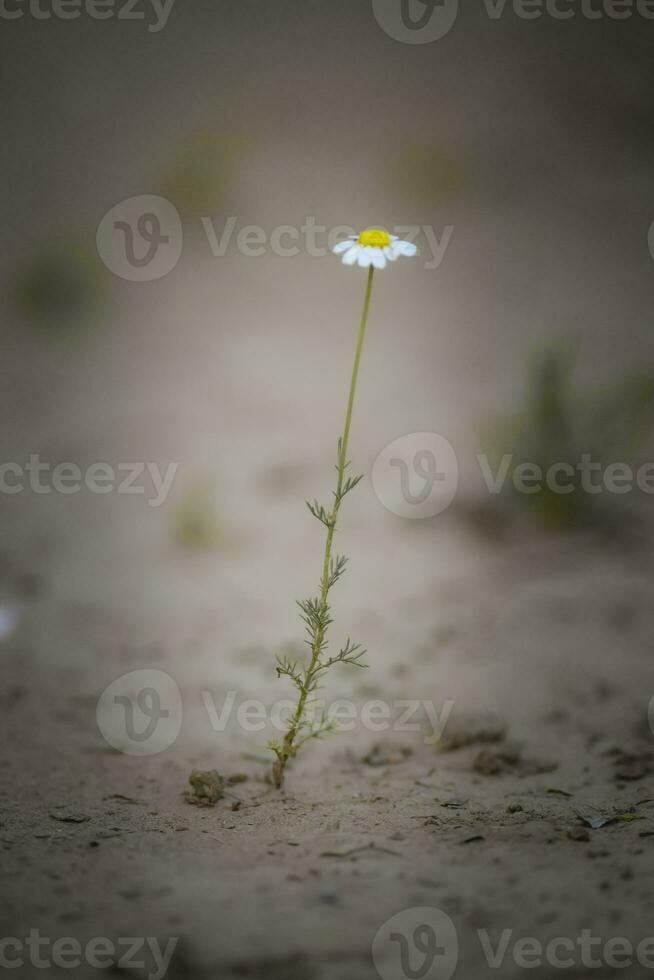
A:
2 4 654 977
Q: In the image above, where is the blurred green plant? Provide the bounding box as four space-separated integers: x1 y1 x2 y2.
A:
172 483 222 550
14 240 105 332
160 131 239 215
391 143 464 204
481 345 654 528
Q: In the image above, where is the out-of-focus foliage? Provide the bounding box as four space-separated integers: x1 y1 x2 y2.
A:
14 241 105 332
160 131 239 215
481 345 654 529
172 483 222 550
391 143 464 204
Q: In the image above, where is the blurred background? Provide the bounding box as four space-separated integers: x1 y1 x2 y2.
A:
2 1 654 977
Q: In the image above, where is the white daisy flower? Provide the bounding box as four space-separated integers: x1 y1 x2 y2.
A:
332 228 418 270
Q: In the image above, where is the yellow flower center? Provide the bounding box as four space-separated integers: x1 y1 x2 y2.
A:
357 228 391 248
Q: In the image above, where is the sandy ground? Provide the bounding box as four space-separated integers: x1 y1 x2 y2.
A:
2 507 654 979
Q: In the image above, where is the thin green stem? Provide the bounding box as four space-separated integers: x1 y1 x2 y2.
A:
272 267 375 788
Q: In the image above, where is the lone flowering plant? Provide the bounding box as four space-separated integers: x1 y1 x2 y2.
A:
269 228 418 788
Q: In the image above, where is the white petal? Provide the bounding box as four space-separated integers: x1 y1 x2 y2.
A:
383 245 397 261
392 239 418 257
342 245 360 266
333 239 354 254
370 248 386 270
357 247 373 268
